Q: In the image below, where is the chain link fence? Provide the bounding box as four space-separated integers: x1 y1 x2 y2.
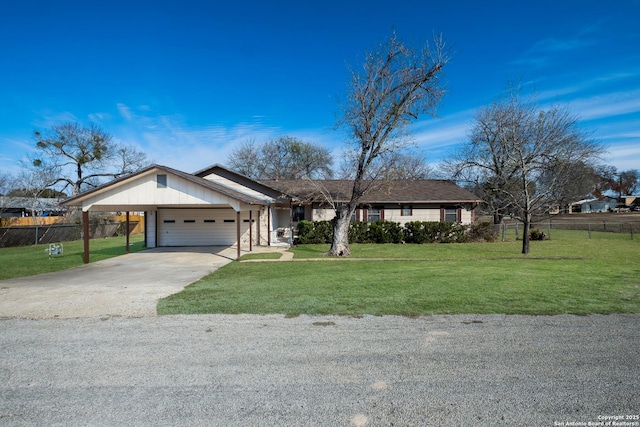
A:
0 221 139 248
497 220 638 241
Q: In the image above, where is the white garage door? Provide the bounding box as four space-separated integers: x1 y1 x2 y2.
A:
157 208 239 246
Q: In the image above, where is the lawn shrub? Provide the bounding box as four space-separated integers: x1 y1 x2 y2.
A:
529 229 547 241
349 221 369 243
367 221 404 243
295 220 332 244
467 221 499 242
403 221 468 243
297 219 474 245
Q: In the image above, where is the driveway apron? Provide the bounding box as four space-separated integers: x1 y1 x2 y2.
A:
0 247 235 319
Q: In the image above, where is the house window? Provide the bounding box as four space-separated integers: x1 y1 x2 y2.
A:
442 206 458 223
292 205 305 222
157 174 167 188
367 206 382 222
402 205 412 216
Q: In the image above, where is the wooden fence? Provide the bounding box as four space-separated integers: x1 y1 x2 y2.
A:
1 215 145 234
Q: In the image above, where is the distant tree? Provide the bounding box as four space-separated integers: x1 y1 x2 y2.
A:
338 150 433 180
539 160 601 213
611 169 638 199
592 167 639 200
445 86 603 254
227 136 333 180
11 165 59 224
0 172 14 219
0 172 11 196
32 122 150 196
327 32 450 256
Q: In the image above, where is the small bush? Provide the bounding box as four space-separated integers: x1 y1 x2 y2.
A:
367 221 404 244
467 221 499 242
403 221 468 244
295 220 333 244
529 229 547 241
349 221 369 243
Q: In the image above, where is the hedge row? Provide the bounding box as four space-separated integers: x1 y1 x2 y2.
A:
294 220 498 245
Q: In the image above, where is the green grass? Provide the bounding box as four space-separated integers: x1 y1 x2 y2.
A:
0 234 146 280
239 252 283 261
158 230 640 316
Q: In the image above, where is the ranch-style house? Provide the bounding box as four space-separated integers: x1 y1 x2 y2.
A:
61 164 482 262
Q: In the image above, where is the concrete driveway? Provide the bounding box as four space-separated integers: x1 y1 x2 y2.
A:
0 247 237 319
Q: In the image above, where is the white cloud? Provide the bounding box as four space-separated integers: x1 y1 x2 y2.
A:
117 103 133 121
567 90 640 121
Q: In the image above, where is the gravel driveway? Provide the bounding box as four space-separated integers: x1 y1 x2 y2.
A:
0 247 236 319
1 314 638 426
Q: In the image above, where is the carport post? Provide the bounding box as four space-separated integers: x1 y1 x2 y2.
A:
125 211 130 254
249 210 253 252
83 211 90 264
236 210 241 259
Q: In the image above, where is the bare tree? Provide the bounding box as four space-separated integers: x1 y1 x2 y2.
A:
605 169 639 200
328 33 450 256
32 122 149 196
11 164 59 224
227 139 265 178
0 172 14 220
227 136 333 180
337 150 433 180
446 87 604 254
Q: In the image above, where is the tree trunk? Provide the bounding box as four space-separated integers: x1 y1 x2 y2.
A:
521 213 531 254
328 206 351 256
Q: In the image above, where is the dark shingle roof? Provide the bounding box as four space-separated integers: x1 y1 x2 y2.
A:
260 179 481 204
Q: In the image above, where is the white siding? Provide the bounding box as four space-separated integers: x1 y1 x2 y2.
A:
312 205 473 225
81 172 241 211
384 207 441 224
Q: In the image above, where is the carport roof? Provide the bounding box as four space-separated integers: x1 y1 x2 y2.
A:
60 164 272 207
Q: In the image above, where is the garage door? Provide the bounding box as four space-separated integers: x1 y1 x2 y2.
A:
157 209 238 246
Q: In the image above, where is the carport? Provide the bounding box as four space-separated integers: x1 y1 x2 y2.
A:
61 165 287 263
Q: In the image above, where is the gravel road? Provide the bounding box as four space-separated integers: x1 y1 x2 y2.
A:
1 314 638 426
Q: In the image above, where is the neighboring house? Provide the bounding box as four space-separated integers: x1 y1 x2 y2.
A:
0 196 66 218
61 164 481 262
570 197 618 213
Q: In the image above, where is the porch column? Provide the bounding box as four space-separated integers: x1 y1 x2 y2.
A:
249 210 253 251
83 210 90 264
236 210 241 260
267 206 271 246
125 211 130 254
257 208 261 245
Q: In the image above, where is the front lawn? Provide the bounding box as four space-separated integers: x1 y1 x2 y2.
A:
158 230 640 315
0 234 146 280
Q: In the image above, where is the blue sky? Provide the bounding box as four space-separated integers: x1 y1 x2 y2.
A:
1 0 639 178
